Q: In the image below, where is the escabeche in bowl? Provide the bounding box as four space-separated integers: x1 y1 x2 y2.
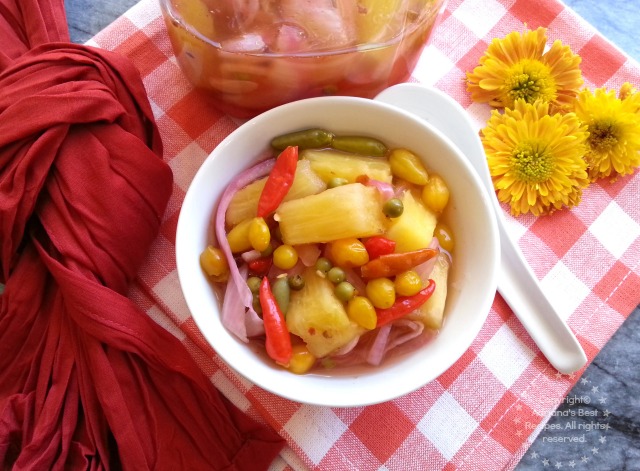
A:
175 96 499 407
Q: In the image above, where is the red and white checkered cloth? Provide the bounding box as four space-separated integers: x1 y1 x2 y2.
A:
88 0 640 469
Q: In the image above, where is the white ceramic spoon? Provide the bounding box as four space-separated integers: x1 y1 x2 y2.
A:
375 83 587 374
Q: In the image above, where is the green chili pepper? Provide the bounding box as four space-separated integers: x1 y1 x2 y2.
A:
271 128 334 150
272 277 291 315
331 135 388 157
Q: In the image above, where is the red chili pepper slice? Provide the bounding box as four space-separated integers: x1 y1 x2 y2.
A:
257 146 298 217
363 236 396 259
360 248 438 279
355 174 369 185
376 280 436 327
259 277 293 366
248 257 272 276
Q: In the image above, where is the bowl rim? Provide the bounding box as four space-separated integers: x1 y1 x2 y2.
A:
175 95 500 407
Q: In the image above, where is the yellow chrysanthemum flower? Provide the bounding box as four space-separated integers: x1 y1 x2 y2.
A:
618 82 637 101
481 100 590 216
572 86 640 181
467 27 583 110
618 82 640 114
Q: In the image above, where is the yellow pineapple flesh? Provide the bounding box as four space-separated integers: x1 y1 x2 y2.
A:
226 159 326 227
301 149 392 183
356 0 405 43
408 253 450 329
385 190 437 252
286 268 364 358
275 183 386 245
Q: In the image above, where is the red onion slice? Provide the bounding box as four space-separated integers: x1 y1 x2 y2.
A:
331 335 360 357
296 243 321 267
362 177 395 201
414 237 441 280
240 249 263 263
215 158 275 342
366 324 392 366
384 319 424 352
365 319 426 366
343 267 366 296
220 266 248 340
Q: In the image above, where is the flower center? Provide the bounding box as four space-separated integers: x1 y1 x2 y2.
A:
506 60 555 104
588 120 619 152
511 141 554 183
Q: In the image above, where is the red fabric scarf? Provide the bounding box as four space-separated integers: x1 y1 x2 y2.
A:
0 0 285 469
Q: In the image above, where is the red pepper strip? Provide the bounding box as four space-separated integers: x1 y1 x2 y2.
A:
257 146 298 217
376 280 436 327
360 248 438 279
259 277 293 366
248 257 272 276
363 236 396 259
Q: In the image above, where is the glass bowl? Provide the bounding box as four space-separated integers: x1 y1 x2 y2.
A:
160 0 447 118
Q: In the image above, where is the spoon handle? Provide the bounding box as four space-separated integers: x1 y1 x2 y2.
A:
374 84 588 373
496 220 587 373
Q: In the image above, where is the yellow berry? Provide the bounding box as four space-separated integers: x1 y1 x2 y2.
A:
389 148 429 185
422 175 450 213
328 238 369 268
435 222 455 253
226 218 253 253
287 344 316 374
199 245 229 282
394 270 422 296
365 278 396 309
273 244 299 269
347 296 377 329
248 217 271 252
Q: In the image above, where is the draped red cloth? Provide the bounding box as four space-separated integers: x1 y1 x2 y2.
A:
0 0 285 469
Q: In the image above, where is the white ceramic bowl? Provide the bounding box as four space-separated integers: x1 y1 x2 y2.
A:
176 96 499 407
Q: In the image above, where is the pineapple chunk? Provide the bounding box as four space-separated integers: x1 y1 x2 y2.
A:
286 268 364 358
408 253 450 329
356 0 405 43
226 160 326 227
225 180 265 228
301 149 392 183
385 190 437 252
276 183 385 245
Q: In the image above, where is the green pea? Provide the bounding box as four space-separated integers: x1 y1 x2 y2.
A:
252 293 263 316
315 257 333 275
272 277 291 314
331 135 388 157
334 281 355 302
260 242 275 257
383 198 404 218
327 267 346 284
247 276 262 293
271 128 334 151
327 177 349 188
288 274 305 291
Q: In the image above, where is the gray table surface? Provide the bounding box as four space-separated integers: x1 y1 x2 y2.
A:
64 0 640 469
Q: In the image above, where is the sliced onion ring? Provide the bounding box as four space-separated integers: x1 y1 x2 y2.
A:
215 158 275 342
